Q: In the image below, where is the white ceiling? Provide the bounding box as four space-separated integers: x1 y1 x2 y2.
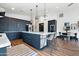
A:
0 3 79 17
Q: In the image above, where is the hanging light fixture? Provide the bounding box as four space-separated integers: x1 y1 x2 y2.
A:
43 3 47 20
35 5 39 20
34 5 39 32
30 9 33 23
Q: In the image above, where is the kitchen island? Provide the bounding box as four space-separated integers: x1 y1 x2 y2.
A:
21 31 55 50
3 31 55 50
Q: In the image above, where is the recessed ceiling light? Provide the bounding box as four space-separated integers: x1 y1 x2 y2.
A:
11 8 15 10
56 7 59 9
0 8 5 12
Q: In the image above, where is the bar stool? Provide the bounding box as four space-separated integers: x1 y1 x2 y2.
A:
62 33 69 40
74 33 78 41
47 33 57 55
59 32 62 38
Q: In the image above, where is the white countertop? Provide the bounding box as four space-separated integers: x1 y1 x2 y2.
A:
1 31 56 36
21 31 56 35
3 31 55 35
0 33 11 48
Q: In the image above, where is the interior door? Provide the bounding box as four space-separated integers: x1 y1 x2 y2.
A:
39 23 44 32
50 25 55 32
48 20 57 32
26 24 29 31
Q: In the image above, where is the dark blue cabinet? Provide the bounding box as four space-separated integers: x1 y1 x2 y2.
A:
6 32 21 41
5 32 47 50
22 33 29 44
22 32 41 50
22 33 32 45
31 34 40 49
0 47 6 56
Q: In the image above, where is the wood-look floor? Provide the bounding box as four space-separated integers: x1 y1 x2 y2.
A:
11 38 79 56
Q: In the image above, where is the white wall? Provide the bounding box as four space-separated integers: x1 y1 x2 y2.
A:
63 6 79 24
62 6 79 33
38 16 48 32
5 13 30 21
56 6 79 35
0 7 5 12
34 6 79 36
49 6 79 36
33 13 59 33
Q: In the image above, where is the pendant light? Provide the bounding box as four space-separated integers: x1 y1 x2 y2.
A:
29 9 34 32
43 3 47 20
35 5 39 20
30 9 33 24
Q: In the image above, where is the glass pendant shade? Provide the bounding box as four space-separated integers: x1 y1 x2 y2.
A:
35 5 39 20
43 3 47 20
30 9 32 23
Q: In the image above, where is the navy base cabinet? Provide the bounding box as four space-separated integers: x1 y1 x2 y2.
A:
0 47 6 56
22 33 40 50
6 32 21 41
22 33 32 45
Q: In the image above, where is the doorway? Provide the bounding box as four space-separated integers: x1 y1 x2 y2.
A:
26 24 29 31
48 20 57 32
39 23 44 32
50 25 55 32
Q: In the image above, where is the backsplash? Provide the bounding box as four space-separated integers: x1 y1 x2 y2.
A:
0 16 31 32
